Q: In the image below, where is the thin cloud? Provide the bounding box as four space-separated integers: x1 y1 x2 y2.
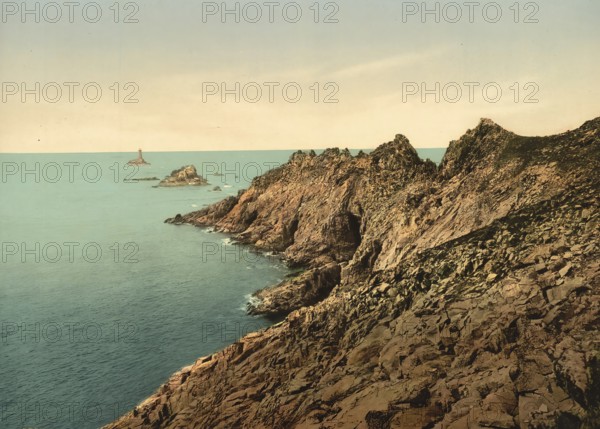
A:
331 49 448 79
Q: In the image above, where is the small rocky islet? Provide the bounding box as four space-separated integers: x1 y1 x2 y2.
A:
107 117 600 429
158 165 209 187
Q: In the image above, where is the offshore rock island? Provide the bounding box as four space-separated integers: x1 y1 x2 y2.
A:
106 118 599 428
158 165 209 187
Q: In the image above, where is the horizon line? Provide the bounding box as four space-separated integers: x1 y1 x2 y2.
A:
0 147 448 155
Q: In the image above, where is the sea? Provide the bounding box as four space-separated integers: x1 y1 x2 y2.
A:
0 148 445 429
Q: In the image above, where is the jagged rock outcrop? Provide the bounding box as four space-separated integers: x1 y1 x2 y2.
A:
166 135 436 315
159 165 208 187
248 262 342 317
109 117 600 429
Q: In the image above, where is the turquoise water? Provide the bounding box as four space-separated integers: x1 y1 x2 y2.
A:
0 148 445 429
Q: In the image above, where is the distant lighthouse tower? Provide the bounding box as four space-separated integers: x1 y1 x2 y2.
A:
128 148 150 165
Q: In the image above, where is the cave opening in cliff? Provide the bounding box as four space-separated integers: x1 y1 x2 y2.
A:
285 218 300 246
347 212 362 248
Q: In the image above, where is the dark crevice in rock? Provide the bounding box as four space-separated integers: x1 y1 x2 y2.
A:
347 212 362 248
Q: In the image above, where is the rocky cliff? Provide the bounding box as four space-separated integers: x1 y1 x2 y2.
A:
106 117 600 429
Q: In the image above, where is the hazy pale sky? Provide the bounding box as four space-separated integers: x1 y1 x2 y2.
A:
0 0 598 152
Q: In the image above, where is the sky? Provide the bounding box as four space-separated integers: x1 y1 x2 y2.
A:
0 0 598 153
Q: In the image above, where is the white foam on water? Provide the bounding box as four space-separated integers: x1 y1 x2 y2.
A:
242 293 262 312
222 237 238 246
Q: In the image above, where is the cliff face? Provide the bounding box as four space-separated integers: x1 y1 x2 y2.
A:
108 117 600 429
168 137 437 316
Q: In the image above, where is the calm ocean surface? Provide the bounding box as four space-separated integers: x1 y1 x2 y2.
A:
0 148 445 429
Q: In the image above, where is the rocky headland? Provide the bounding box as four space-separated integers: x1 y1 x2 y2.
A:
106 117 599 429
158 165 209 187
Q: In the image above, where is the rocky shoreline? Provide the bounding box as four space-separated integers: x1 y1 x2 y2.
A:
105 117 599 429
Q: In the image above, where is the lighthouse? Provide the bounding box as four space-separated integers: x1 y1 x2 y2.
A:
128 148 150 165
